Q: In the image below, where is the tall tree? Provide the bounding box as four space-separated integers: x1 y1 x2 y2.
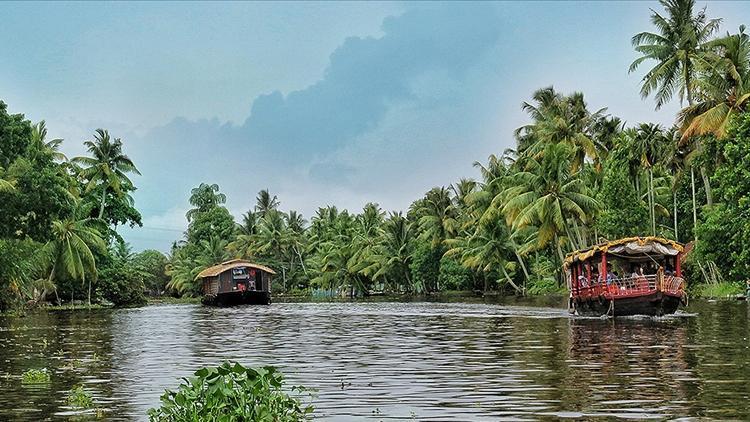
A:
501 143 599 264
679 25 750 139
41 204 106 306
255 189 280 217
73 129 141 220
630 0 721 108
186 183 226 222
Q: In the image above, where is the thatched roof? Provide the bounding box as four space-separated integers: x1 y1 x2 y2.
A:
564 236 683 268
195 259 277 280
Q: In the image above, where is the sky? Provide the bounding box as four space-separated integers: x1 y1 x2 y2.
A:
2 1 749 252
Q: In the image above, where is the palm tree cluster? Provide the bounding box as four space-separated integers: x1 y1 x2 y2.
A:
0 102 147 310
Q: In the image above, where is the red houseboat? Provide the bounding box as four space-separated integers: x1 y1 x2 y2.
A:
565 237 687 317
197 259 276 306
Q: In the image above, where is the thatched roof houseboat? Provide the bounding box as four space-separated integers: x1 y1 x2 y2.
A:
196 259 276 306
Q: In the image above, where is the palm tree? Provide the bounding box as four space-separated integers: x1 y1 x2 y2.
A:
0 167 15 192
185 183 226 221
679 26 750 139
445 217 524 294
72 129 141 220
41 204 106 306
372 212 414 292
238 210 259 236
31 121 68 162
629 123 669 235
630 0 721 108
413 187 458 248
501 143 600 266
516 87 608 172
255 189 280 217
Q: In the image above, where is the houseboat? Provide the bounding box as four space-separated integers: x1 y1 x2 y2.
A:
564 237 687 317
197 259 276 306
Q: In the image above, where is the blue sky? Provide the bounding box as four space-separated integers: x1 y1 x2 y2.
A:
2 1 748 251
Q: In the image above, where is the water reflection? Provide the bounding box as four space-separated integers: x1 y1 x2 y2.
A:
0 300 748 420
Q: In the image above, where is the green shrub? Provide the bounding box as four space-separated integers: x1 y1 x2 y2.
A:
67 384 94 408
438 256 473 291
21 368 50 384
147 362 313 421
97 263 147 307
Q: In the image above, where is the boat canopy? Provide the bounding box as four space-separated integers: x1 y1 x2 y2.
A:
564 236 683 268
195 259 277 280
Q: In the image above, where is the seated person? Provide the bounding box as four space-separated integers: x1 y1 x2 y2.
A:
577 274 588 288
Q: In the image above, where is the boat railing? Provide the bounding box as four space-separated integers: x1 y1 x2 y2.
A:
574 274 685 298
606 275 656 296
661 275 685 295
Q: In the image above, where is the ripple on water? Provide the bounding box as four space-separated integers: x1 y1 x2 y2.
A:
0 300 749 420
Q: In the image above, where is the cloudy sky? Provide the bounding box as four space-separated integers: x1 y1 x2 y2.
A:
2 1 748 251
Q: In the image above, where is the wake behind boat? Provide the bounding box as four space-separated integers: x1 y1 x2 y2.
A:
565 237 687 317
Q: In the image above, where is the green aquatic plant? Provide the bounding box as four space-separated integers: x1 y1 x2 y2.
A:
21 368 50 384
67 384 94 409
147 361 314 421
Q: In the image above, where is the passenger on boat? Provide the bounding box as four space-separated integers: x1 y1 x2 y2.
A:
606 269 617 285
632 266 648 289
578 274 588 288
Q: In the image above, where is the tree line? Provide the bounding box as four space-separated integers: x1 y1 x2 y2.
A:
167 0 750 298
2 0 749 309
0 109 167 311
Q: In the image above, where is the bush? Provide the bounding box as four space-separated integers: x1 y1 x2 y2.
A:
438 256 473 291
409 242 441 293
67 384 94 408
97 263 147 307
21 368 50 384
147 362 313 421
691 281 744 298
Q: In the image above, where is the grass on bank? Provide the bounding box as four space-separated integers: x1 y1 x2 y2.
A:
691 281 746 299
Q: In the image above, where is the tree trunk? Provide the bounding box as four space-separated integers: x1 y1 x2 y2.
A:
98 187 107 219
691 167 698 240
700 166 713 206
650 169 656 236
87 278 92 307
673 190 679 242
501 266 523 295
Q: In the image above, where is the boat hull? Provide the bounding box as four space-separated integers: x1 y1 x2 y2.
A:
572 291 682 317
202 291 271 306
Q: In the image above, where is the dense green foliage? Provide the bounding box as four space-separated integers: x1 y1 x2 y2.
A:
163 1 750 297
0 101 149 311
3 1 749 307
147 362 313 421
694 114 750 281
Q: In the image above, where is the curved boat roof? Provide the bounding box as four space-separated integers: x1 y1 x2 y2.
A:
195 259 277 280
564 236 683 267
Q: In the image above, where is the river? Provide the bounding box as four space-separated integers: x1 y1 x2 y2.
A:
1 298 748 420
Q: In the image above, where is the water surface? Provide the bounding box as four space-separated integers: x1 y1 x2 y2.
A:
1 298 748 420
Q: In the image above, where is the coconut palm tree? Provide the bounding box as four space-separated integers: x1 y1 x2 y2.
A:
41 204 106 306
501 143 600 265
372 212 414 292
679 26 750 139
515 87 607 172
629 123 669 235
630 0 721 108
413 187 458 248
0 167 14 192
446 217 524 295
31 121 67 162
238 211 259 236
255 189 280 217
185 183 226 221
72 129 141 220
